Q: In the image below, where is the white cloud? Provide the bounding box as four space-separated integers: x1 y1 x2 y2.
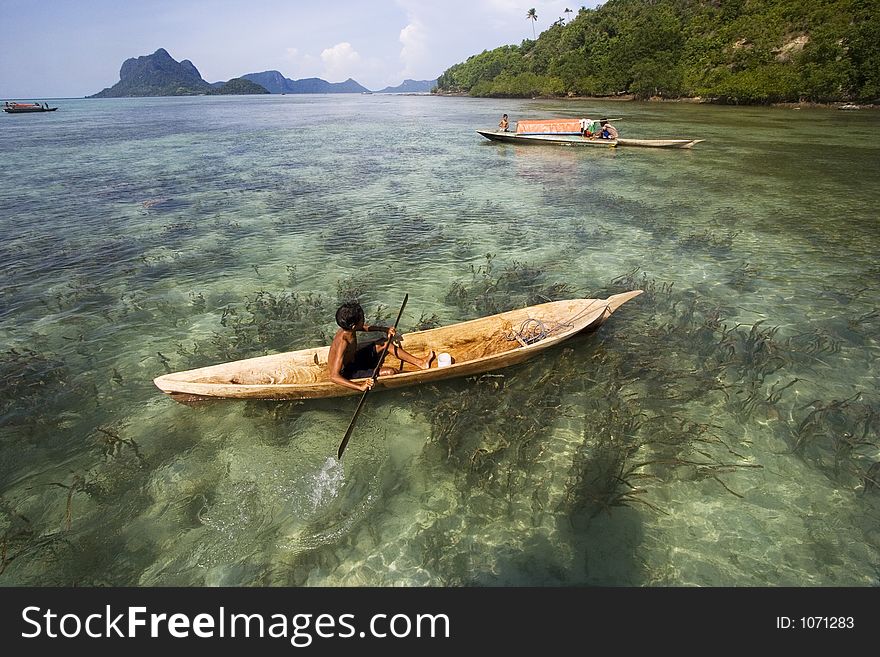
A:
272 2 603 88
398 19 429 79
321 42 361 80
391 1 594 82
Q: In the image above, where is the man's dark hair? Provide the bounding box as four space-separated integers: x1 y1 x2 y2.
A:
336 302 364 330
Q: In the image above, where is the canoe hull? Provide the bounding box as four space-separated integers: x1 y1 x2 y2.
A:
616 138 703 148
3 106 57 113
154 291 642 401
476 130 616 147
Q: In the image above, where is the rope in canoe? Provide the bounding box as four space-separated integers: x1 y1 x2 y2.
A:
505 298 610 347
505 318 550 346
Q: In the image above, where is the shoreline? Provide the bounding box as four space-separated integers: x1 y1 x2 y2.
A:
432 90 878 110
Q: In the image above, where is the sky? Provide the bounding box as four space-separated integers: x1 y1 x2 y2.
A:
0 1 601 98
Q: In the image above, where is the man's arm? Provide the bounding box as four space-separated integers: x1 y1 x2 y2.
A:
328 336 373 392
363 323 389 334
330 370 373 392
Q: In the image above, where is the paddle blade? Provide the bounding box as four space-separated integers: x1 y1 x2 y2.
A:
337 391 368 460
336 432 351 461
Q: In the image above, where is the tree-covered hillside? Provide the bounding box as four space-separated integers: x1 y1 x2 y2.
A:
436 0 879 103
214 78 270 95
91 49 268 97
90 48 213 98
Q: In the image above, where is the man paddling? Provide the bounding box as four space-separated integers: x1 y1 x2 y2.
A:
328 301 435 392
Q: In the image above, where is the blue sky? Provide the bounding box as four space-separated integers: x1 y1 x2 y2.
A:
0 1 600 97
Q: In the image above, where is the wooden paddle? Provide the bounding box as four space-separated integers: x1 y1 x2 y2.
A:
336 294 409 460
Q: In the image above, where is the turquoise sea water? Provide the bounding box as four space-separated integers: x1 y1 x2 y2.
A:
1 94 878 586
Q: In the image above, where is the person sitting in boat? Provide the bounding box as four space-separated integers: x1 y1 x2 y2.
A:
498 114 509 132
580 118 598 138
599 120 618 140
328 301 435 392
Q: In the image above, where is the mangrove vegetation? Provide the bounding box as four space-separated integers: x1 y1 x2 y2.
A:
435 0 880 104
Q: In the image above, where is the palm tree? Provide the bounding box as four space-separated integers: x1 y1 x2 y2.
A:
526 8 538 39
564 7 573 23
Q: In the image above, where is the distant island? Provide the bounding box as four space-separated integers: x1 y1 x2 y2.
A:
89 49 268 97
238 71 368 94
376 79 438 94
89 48 437 98
213 78 270 95
436 0 879 105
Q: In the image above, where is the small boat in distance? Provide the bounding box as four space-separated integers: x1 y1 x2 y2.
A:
3 101 57 113
477 117 703 149
154 291 642 401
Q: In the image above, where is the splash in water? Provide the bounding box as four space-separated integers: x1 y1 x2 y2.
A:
308 457 344 511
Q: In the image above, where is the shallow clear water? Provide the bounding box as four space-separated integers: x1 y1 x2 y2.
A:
1 95 878 586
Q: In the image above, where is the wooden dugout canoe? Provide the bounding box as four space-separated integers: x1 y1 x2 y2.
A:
476 130 617 147
153 291 642 401
476 130 703 149
615 137 704 149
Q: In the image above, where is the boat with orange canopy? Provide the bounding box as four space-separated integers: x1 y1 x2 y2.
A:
477 117 703 148
3 101 57 113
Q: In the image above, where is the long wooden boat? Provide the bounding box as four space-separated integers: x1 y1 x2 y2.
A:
476 130 617 147
476 130 702 149
154 291 642 401
3 102 57 113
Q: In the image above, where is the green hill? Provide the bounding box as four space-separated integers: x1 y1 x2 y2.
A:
436 0 879 104
214 78 270 95
90 49 269 98
90 48 213 98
